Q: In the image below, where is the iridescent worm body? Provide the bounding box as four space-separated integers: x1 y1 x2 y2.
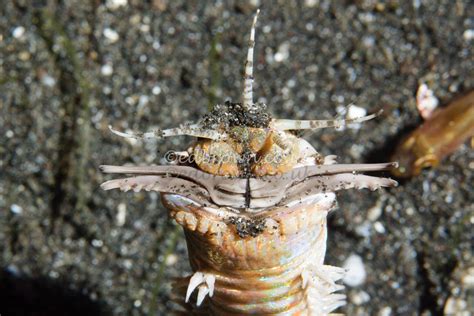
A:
101 11 397 315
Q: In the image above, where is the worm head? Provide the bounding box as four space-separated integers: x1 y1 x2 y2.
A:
191 103 303 177
101 10 397 213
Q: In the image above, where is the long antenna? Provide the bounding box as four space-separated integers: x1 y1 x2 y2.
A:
242 9 260 111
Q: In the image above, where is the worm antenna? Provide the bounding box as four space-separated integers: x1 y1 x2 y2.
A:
242 9 260 111
108 124 228 141
272 110 383 131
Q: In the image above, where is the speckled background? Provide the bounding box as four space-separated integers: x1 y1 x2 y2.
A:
1 1 472 315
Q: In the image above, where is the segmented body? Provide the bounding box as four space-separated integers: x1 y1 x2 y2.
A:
100 11 397 315
163 191 339 315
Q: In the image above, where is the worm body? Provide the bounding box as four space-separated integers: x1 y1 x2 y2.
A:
163 191 340 315
101 11 397 315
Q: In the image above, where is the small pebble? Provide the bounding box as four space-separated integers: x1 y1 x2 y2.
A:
10 204 23 214
165 254 178 266
123 259 133 269
343 254 367 287
41 74 56 87
6 265 20 276
416 83 439 119
305 0 319 7
152 40 161 50
106 0 127 10
378 306 392 316
367 201 383 221
351 290 370 305
117 203 127 226
444 297 468 315
336 104 368 130
405 207 414 216
355 222 371 238
347 105 367 130
463 29 474 41
152 85 161 95
373 221 386 234
12 26 25 38
461 267 474 287
347 104 367 118
274 42 290 62
103 28 120 43
18 51 31 61
92 239 104 247
101 64 114 76
138 95 149 107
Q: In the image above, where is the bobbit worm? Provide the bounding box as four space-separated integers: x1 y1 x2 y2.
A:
101 11 398 315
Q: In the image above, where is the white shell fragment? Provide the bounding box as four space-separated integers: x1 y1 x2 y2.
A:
103 28 119 43
342 254 367 287
106 0 127 10
347 105 367 118
12 26 26 39
463 29 474 41
116 203 127 226
416 83 439 119
10 204 23 215
101 63 114 76
346 105 368 130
